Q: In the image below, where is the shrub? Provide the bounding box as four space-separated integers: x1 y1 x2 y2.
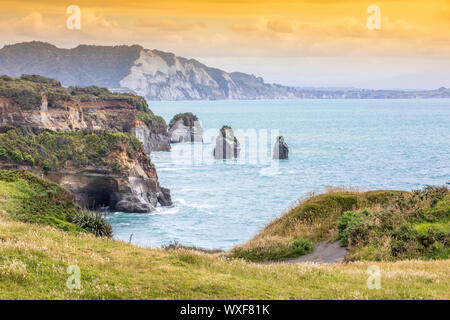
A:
136 111 167 133
0 129 145 172
23 153 35 166
233 186 448 262
72 210 113 237
0 169 81 232
390 225 421 257
0 169 113 237
0 75 13 81
95 144 108 157
337 210 368 246
111 162 122 172
231 237 314 262
0 76 43 109
11 150 23 162
414 222 450 235
0 147 7 160
292 238 314 256
1 75 150 112
169 112 199 128
42 160 51 171
20 74 61 86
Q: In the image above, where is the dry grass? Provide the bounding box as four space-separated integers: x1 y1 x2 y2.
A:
0 214 448 300
231 189 407 261
1 174 448 299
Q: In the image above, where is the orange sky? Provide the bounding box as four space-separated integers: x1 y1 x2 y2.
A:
0 0 449 88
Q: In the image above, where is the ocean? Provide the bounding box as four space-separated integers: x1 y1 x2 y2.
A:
106 99 450 250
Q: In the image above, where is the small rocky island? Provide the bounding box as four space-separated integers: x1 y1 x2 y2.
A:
213 125 240 159
273 136 289 159
168 112 203 143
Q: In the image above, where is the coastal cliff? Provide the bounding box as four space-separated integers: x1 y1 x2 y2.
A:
0 74 170 153
0 75 172 212
1 42 449 101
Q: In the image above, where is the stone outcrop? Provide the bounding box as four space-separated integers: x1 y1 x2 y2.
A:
213 126 240 159
0 95 171 153
0 75 170 153
0 137 172 213
0 75 172 213
273 136 289 159
157 187 172 207
168 113 202 143
131 124 170 153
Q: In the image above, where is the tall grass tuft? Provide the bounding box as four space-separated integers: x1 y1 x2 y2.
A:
72 210 113 238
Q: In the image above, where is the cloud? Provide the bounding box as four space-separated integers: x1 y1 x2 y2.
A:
135 19 204 32
81 9 120 29
1 12 54 37
224 13 450 59
266 20 293 33
0 0 448 61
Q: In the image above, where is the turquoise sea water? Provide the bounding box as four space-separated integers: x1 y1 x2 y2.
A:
106 99 450 250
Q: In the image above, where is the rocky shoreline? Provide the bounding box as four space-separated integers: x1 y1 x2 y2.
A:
0 75 172 212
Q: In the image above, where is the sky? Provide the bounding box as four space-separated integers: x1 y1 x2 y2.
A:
0 0 449 89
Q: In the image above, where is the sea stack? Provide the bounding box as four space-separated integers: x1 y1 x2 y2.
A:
213 125 240 159
168 112 203 143
273 136 289 159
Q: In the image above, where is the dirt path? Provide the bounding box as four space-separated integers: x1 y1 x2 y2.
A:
263 241 348 265
287 241 347 264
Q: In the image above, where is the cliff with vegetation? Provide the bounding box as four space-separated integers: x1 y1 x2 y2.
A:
0 169 112 236
0 74 170 153
1 42 449 101
0 129 171 212
0 75 171 212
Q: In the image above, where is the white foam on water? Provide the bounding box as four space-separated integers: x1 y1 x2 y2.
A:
259 167 281 176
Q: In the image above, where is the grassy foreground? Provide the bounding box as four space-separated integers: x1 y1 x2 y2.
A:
0 171 449 299
0 215 449 299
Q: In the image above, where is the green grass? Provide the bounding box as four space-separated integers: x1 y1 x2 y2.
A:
0 214 448 299
169 112 199 128
0 129 145 171
136 111 168 133
414 221 450 234
231 187 449 262
232 237 314 262
0 175 449 299
0 169 111 236
0 74 150 111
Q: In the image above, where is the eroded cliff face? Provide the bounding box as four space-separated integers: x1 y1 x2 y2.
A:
119 49 298 101
47 150 171 212
0 95 170 152
0 76 172 213
0 141 171 213
131 123 170 153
